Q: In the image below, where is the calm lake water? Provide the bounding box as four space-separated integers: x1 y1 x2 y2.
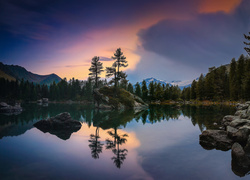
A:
0 104 248 180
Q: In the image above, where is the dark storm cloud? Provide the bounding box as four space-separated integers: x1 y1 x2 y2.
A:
138 0 250 69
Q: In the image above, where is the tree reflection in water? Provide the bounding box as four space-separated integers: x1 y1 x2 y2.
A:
88 127 103 159
106 128 128 168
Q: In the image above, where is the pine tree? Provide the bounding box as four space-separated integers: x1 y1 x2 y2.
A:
229 58 237 100
243 57 250 100
141 80 148 101
106 63 117 86
127 83 134 94
112 48 128 87
149 81 155 101
135 82 142 97
196 74 205 100
236 54 245 100
190 80 197 100
244 32 250 55
204 71 214 100
89 56 104 88
155 83 163 100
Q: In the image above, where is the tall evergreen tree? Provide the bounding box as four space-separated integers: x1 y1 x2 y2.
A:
236 54 245 100
244 32 250 55
190 80 197 100
229 58 237 100
243 57 250 100
127 83 134 94
135 83 142 97
204 71 214 100
89 56 104 88
155 83 163 100
112 48 128 87
196 74 205 100
141 80 148 101
149 81 155 101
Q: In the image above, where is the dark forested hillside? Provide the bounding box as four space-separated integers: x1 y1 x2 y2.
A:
0 62 61 85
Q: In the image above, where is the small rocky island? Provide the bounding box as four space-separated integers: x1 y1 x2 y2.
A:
34 112 82 140
93 86 148 110
199 102 250 177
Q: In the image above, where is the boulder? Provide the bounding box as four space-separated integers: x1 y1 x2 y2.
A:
244 135 250 153
222 115 239 127
199 130 233 151
230 126 250 144
0 102 22 115
34 112 82 140
226 126 238 138
229 119 250 129
235 110 247 116
236 103 249 111
231 143 250 167
246 101 250 105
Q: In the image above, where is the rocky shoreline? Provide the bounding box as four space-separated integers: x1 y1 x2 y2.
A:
0 102 22 115
199 101 250 177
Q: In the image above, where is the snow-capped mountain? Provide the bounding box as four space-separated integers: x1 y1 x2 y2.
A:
136 77 198 90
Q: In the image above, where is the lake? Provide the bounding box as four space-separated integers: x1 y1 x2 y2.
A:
0 104 248 180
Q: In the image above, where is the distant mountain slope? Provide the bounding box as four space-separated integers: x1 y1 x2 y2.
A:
0 62 61 85
0 70 16 81
137 77 198 90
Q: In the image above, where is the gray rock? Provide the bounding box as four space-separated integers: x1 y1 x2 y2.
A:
34 112 82 140
199 130 233 151
245 101 250 105
229 119 250 129
231 142 250 167
231 126 250 144
0 102 22 114
227 126 238 138
222 115 239 127
235 110 247 116
236 104 249 111
244 135 250 153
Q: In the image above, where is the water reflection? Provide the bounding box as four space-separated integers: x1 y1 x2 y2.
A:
0 103 244 179
0 104 235 140
88 127 103 159
106 129 128 168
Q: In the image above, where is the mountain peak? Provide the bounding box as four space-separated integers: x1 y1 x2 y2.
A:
137 77 197 90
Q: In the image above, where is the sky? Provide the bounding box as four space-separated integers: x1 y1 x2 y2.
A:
0 0 249 83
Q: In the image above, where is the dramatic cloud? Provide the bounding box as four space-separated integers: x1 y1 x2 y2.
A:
138 0 249 73
0 0 249 82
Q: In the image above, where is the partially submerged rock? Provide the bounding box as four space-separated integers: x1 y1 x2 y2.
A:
0 102 22 115
199 130 233 151
231 142 250 177
200 102 250 177
34 112 81 140
232 143 250 167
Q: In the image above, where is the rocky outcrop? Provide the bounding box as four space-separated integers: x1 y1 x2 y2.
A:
199 102 250 177
199 130 233 151
93 87 148 110
0 102 22 115
33 112 82 140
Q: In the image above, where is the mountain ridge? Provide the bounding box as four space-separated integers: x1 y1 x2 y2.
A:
0 62 61 85
136 77 198 90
